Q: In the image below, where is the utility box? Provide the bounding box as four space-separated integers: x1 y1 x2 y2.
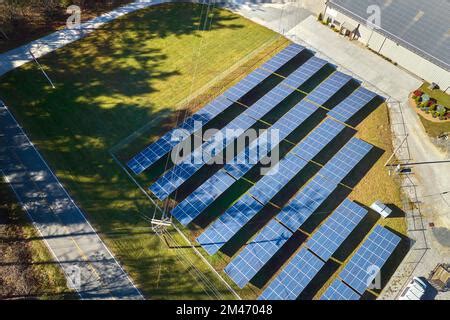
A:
429 264 450 292
370 200 392 218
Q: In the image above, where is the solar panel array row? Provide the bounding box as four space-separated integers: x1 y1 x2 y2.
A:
150 57 328 200
198 194 265 255
327 87 378 124
127 96 234 175
258 199 367 300
223 69 276 103
224 220 292 289
320 279 360 300
197 119 345 255
306 199 368 261
258 248 324 300
338 225 400 295
290 118 346 162
318 138 372 184
260 44 305 73
128 43 304 175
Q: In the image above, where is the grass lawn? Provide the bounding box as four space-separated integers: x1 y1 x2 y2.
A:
418 116 450 138
0 3 284 299
417 82 450 137
0 179 72 299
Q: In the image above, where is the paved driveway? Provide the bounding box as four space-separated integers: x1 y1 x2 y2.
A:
0 103 143 299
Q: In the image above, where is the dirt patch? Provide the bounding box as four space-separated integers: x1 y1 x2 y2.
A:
0 1 132 53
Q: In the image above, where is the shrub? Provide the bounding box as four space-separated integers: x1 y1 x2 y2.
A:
436 105 446 116
318 13 323 21
432 112 438 118
413 89 423 97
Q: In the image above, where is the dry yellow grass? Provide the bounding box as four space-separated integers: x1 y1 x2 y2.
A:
352 103 406 235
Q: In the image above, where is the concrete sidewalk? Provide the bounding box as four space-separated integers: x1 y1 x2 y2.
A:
0 1 163 77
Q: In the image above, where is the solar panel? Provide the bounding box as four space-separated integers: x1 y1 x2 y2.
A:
281 57 328 89
276 175 338 232
339 225 401 295
171 170 236 225
258 248 325 300
260 44 305 72
224 220 292 288
304 71 353 105
320 279 361 300
223 69 273 102
150 57 328 200
327 87 378 124
170 73 350 223
291 118 345 162
197 194 265 255
249 156 308 204
306 199 368 261
127 96 233 175
318 138 372 184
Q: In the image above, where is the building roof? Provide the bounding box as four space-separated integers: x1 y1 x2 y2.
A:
328 0 450 71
